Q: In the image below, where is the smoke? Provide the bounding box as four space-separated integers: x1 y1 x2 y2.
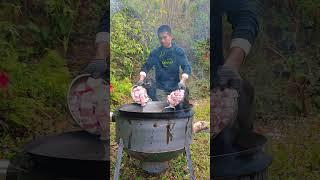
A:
110 0 124 16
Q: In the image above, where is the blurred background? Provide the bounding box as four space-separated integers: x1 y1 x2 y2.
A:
0 0 107 159
221 0 320 179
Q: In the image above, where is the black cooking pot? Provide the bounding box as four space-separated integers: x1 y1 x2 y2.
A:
211 128 272 178
6 131 109 180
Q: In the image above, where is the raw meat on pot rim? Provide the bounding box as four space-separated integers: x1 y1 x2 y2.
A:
131 86 150 106
167 89 185 107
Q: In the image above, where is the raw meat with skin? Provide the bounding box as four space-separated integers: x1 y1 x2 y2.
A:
69 77 107 135
131 86 150 106
167 89 185 107
193 121 208 133
211 88 238 138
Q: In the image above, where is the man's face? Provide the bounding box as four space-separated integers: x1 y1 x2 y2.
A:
158 32 173 48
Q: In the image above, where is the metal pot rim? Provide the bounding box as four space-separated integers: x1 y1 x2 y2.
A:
126 147 185 154
116 103 194 119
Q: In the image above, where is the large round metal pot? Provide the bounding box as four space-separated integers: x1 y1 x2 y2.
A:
3 131 109 180
114 101 194 173
211 128 272 179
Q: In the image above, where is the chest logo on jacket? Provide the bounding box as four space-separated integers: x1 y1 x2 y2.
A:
159 50 174 68
161 58 174 67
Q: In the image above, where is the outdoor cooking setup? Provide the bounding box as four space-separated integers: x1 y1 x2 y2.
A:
112 84 196 179
0 74 109 180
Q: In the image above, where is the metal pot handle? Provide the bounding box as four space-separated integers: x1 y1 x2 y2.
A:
111 107 121 122
162 106 175 112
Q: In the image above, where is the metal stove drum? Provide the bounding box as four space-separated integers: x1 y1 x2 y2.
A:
112 101 195 179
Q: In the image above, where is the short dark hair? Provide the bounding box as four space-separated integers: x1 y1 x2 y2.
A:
157 25 171 35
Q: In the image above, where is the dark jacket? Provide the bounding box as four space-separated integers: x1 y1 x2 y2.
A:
99 11 109 33
142 43 191 92
212 0 260 87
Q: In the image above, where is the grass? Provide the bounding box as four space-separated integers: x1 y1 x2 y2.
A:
110 98 210 179
261 117 320 180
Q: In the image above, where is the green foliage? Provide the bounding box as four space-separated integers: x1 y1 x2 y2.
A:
0 1 80 55
110 9 154 107
268 119 320 180
297 0 320 21
110 74 132 111
0 38 70 157
0 1 71 136
0 0 105 159
188 40 210 98
0 47 70 132
192 40 209 68
111 10 151 77
43 0 79 52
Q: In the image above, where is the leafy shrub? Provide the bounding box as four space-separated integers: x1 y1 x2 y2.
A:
110 74 132 111
188 40 210 98
43 0 79 52
0 1 107 159
110 9 154 108
0 46 70 133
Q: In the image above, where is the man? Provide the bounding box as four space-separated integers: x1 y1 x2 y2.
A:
212 0 260 135
137 25 192 102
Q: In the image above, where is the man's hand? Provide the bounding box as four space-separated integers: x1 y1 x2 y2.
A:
83 59 107 79
136 79 144 86
217 47 245 90
217 65 241 90
178 81 186 89
136 72 146 86
178 73 188 89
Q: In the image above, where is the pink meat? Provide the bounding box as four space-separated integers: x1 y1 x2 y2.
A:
69 78 107 135
131 86 150 106
167 89 185 107
211 88 238 138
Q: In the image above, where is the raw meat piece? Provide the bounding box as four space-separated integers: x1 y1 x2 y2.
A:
69 76 107 135
167 89 185 107
193 121 208 133
211 88 239 138
131 86 150 106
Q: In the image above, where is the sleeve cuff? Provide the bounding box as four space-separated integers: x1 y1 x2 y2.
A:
182 73 189 79
140 71 146 77
230 38 252 56
95 32 109 43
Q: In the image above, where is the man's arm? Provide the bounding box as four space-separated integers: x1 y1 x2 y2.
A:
178 48 191 85
138 51 155 82
217 0 260 89
224 0 260 69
